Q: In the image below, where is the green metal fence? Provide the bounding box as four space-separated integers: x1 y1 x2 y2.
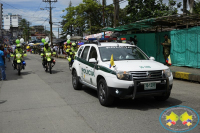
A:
120 26 200 68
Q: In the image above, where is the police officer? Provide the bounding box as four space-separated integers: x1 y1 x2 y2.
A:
42 42 52 68
65 45 71 57
71 42 78 52
13 44 24 69
161 34 171 64
68 43 78 67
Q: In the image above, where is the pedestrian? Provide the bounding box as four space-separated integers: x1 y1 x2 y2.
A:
60 45 63 55
7 46 11 62
34 46 36 54
4 46 8 59
161 34 171 65
0 44 7 80
133 35 138 45
41 46 44 54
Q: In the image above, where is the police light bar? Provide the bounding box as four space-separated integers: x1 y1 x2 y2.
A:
121 38 126 40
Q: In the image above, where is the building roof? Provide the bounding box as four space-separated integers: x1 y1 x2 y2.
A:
102 13 200 32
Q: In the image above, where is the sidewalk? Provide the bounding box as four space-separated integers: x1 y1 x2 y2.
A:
169 66 200 82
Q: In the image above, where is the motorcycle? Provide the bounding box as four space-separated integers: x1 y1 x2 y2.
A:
41 52 56 74
11 52 27 75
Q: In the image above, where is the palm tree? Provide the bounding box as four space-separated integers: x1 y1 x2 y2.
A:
113 0 119 27
183 0 194 14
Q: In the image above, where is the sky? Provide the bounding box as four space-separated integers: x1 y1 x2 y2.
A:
1 0 183 38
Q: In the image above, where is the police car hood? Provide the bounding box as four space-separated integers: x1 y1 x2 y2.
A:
103 60 168 71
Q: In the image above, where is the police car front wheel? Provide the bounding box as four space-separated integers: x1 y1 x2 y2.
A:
98 79 114 106
72 70 82 90
154 90 171 101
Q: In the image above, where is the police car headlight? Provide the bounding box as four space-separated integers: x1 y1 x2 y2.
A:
163 69 171 78
116 71 131 80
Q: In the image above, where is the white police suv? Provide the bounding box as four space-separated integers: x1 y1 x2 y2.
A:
71 40 173 106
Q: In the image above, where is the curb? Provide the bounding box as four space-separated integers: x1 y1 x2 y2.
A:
172 71 200 82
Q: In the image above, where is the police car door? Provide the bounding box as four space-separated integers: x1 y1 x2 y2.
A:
85 46 98 86
79 46 90 82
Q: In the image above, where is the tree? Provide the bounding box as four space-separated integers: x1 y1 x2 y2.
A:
183 0 194 14
194 0 200 14
18 19 30 42
113 0 120 27
61 0 129 35
126 0 181 23
62 0 104 35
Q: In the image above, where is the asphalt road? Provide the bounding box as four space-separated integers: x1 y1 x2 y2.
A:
0 53 199 133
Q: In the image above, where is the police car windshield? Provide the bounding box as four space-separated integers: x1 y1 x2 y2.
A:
99 46 148 61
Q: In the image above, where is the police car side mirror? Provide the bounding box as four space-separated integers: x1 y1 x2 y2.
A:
149 56 155 61
89 58 97 63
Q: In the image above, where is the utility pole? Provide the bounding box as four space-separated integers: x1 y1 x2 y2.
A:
49 2 53 46
58 27 59 38
45 26 46 36
103 0 105 38
27 21 29 44
42 0 57 46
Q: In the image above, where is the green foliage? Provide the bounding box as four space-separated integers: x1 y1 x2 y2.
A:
126 0 181 23
61 0 182 36
194 0 200 14
61 0 126 36
19 19 30 42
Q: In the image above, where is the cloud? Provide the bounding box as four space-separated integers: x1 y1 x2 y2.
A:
2 0 33 3
59 0 83 6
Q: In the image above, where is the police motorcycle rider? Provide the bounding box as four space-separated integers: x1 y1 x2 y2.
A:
67 42 78 67
12 39 26 69
65 39 71 56
41 42 55 68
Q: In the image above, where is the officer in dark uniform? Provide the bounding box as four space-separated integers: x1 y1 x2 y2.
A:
161 34 171 64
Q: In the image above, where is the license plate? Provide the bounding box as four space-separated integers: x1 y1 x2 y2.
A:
144 83 156 90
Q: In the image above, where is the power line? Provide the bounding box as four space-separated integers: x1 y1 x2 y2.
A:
32 1 43 17
41 17 49 25
29 4 50 21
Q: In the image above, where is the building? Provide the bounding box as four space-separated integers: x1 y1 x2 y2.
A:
30 25 45 34
31 33 46 41
3 13 22 30
0 3 3 42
